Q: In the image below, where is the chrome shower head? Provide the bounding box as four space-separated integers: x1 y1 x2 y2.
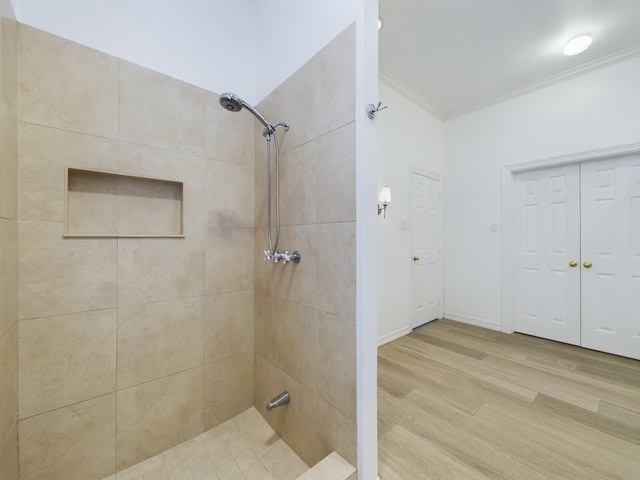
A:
219 92 273 133
219 92 243 112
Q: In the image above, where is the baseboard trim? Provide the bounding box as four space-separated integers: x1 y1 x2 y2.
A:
378 327 411 346
444 312 502 332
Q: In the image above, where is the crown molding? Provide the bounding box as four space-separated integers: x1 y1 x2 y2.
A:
380 44 640 121
448 44 640 119
378 69 445 120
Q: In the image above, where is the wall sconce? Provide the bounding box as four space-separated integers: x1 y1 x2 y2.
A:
378 186 391 218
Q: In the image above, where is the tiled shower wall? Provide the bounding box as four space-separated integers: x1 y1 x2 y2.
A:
16 25 256 479
253 24 357 467
0 0 19 477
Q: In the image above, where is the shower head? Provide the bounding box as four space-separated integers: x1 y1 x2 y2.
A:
219 92 243 112
219 92 273 133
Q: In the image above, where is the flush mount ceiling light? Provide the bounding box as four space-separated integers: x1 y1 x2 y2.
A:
378 16 384 31
563 33 592 56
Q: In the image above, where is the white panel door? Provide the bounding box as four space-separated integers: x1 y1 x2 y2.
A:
514 164 581 345
581 154 640 359
411 172 443 328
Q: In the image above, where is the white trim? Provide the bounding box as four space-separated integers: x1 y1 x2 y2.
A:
378 327 411 346
505 142 640 173
500 142 640 336
379 69 445 120
355 3 378 479
450 46 640 120
445 312 502 332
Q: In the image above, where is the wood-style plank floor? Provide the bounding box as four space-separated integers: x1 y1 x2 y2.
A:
377 319 640 479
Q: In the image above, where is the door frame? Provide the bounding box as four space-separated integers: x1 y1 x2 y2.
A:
501 142 640 334
409 166 444 327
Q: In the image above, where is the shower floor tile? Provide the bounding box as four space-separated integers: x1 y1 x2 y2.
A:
103 407 308 480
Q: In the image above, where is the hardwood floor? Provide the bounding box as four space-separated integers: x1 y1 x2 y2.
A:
377 319 640 479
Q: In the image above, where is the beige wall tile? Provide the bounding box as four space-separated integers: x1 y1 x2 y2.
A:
267 297 317 390
205 226 254 294
116 175 183 236
278 143 316 226
253 356 323 466
0 325 17 450
205 352 253 429
19 123 118 223
117 142 206 228
206 92 256 166
314 397 356 468
314 311 356 421
19 394 117 480
0 424 19 480
0 7 18 222
117 367 204 470
205 290 253 363
117 297 205 389
256 225 317 306
254 290 273 358
18 25 118 138
0 219 17 339
276 123 356 226
118 60 206 156
314 123 356 224
257 24 356 152
313 222 356 320
19 221 117 320
205 159 254 228
254 139 268 228
19 309 116 419
117 226 204 306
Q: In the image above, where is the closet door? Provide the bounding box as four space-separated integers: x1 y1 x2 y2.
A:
581 154 640 359
514 164 581 345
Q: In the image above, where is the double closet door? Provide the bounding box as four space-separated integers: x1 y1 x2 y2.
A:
514 154 640 360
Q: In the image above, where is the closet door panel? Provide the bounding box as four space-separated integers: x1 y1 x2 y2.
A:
581 154 640 359
514 164 581 345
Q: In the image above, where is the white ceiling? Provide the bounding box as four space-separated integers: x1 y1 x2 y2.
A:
379 0 640 119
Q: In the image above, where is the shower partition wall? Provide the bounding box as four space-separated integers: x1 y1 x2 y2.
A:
252 23 358 468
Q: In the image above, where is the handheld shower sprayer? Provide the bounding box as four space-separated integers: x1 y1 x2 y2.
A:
218 92 299 265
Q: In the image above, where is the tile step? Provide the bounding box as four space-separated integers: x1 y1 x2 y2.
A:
296 452 355 480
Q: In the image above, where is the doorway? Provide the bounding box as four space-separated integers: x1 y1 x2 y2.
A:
411 171 443 328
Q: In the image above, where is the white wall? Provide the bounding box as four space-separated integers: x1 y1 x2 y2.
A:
377 78 445 343
444 55 640 330
12 0 258 101
254 0 360 101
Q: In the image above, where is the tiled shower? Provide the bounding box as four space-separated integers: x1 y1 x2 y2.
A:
0 0 357 477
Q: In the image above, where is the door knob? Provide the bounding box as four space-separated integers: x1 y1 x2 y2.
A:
583 261 592 269
568 261 578 267
413 256 420 262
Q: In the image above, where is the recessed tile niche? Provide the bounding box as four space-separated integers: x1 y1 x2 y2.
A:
64 168 184 237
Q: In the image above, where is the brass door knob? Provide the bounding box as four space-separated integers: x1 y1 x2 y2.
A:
568 261 578 267
583 261 592 269
413 256 420 262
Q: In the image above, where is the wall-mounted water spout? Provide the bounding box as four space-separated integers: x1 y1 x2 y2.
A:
266 391 290 411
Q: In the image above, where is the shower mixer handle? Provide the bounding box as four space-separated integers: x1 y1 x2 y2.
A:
263 249 301 264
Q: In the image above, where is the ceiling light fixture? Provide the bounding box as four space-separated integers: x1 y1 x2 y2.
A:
378 17 384 31
563 33 592 56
